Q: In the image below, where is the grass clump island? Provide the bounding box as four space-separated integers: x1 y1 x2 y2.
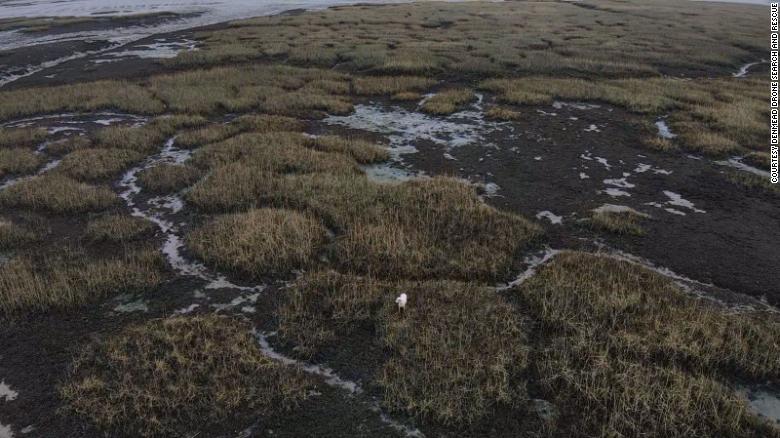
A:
0 247 165 316
60 315 310 437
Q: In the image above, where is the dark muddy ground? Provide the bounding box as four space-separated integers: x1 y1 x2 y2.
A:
0 10 778 438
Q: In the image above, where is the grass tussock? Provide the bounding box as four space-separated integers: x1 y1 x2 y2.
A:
57 148 143 181
176 114 304 149
726 171 780 195
189 170 540 281
305 135 389 164
0 127 47 148
420 88 473 115
189 132 360 175
85 215 156 243
0 148 43 178
280 271 528 424
0 174 118 214
589 210 646 235
47 135 93 155
93 115 206 154
60 315 310 437
0 218 39 250
0 81 165 121
136 164 200 193
187 208 327 278
517 252 780 381
513 251 780 437
642 136 678 152
352 76 436 96
485 106 522 121
0 248 165 315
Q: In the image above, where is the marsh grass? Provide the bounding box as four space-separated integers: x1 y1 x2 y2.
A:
175 114 304 149
726 171 780 195
0 247 165 315
57 148 143 181
517 252 780 381
485 106 522 121
46 135 93 155
85 215 156 243
0 219 39 250
305 135 389 164
0 174 118 214
0 148 43 178
94 115 206 154
136 164 200 193
0 127 47 148
352 76 436 96
420 88 474 115
60 315 311 436
589 210 646 235
280 271 528 424
512 251 780 436
188 132 360 175
0 81 165 121
189 170 540 281
187 208 327 278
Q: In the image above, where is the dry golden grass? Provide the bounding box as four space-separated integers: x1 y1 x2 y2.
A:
589 210 646 235
535 339 779 438
517 252 780 381
189 132 359 175
352 76 436 96
305 135 389 164
0 148 43 178
176 114 304 149
642 136 678 152
743 152 771 170
676 122 742 156
57 148 143 181
85 215 156 243
187 208 326 278
94 115 205 154
726 171 780 195
485 106 522 121
189 170 540 281
46 135 93 155
136 164 200 193
0 81 165 121
60 315 311 437
0 174 118 214
0 248 164 315
0 127 47 148
148 65 352 117
420 88 473 115
391 91 422 101
511 251 780 436
0 218 38 250
280 271 528 424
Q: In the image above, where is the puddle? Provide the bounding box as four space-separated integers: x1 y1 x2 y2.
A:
603 177 635 188
535 211 562 225
655 119 676 139
593 204 650 217
324 96 510 156
497 247 561 291
662 190 705 213
0 422 13 438
362 163 423 184
733 59 768 78
583 124 601 133
739 385 780 424
602 188 631 197
634 163 672 175
113 299 148 313
95 38 198 61
715 157 770 178
580 152 611 170
0 381 18 402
